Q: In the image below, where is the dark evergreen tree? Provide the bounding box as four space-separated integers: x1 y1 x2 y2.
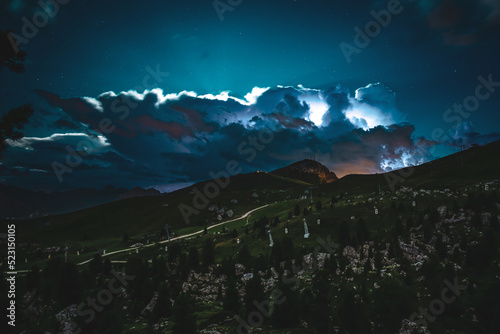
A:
269 240 284 268
237 244 253 269
476 280 500 332
374 249 382 273
256 254 269 272
152 255 168 282
57 262 81 306
202 238 216 268
89 253 103 274
356 217 369 243
371 277 417 333
0 104 33 157
188 246 200 269
294 204 300 216
153 282 172 320
102 258 111 275
244 271 264 313
281 235 295 261
178 253 189 280
303 207 309 216
172 293 197 334
221 256 236 278
325 255 338 274
337 288 370 333
311 270 332 333
168 242 182 263
125 257 149 300
331 195 339 205
223 277 240 313
231 228 238 238
339 220 350 246
435 236 447 260
271 282 301 328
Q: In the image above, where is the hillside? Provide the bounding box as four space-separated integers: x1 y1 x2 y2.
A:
5 140 500 334
327 139 500 196
0 184 161 219
11 140 500 249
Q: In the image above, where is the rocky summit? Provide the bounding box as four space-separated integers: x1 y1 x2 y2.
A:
270 159 338 184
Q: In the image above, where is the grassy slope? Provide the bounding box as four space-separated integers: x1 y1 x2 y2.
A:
326 139 500 196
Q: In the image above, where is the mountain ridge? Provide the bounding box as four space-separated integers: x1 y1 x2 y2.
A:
0 184 160 219
270 159 338 184
4 140 500 219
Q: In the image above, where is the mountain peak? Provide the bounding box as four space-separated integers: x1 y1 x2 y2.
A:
270 159 338 184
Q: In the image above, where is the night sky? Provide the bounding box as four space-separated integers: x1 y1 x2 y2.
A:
1 0 500 192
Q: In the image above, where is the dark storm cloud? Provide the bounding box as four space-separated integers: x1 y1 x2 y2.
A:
268 113 315 130
322 123 430 175
446 121 500 148
52 118 81 130
412 0 500 46
5 83 496 191
353 83 403 124
3 85 432 188
322 86 351 125
253 87 303 112
278 94 311 118
355 83 396 108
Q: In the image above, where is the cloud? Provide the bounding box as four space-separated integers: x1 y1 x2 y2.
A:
0 84 462 191
415 0 500 46
322 87 350 125
5 133 110 151
82 97 103 112
345 83 404 129
355 83 396 107
446 121 500 148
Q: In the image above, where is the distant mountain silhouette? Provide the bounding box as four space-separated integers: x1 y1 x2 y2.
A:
270 159 338 184
0 184 160 219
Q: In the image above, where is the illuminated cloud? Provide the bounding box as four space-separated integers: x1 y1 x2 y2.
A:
6 133 110 151
82 97 104 112
344 83 403 130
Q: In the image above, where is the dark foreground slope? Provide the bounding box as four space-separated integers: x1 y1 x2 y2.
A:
328 140 500 195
